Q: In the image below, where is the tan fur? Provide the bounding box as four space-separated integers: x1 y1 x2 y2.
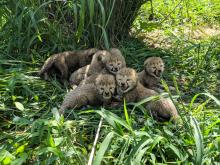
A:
59 74 116 115
116 67 178 122
138 57 164 91
39 48 98 82
69 65 90 86
69 48 126 86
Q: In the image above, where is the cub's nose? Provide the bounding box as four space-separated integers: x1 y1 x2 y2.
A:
105 92 109 96
112 68 118 72
158 70 161 73
121 82 125 86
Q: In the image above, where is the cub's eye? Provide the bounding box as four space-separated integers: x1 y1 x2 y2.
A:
160 65 163 67
117 62 121 65
153 67 157 69
100 87 104 91
109 63 113 66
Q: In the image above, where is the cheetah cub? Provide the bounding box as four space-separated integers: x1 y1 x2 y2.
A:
138 57 164 92
116 67 178 122
39 48 98 82
59 74 116 115
69 48 126 86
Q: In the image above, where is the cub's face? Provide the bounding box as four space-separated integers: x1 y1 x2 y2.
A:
144 57 164 78
95 74 116 100
105 48 126 74
106 58 125 74
116 68 137 94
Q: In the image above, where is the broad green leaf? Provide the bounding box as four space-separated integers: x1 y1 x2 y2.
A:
12 116 31 125
16 144 27 154
37 147 63 158
167 144 182 160
3 157 12 165
11 153 28 165
52 107 60 122
204 119 220 136
0 150 14 162
54 137 64 147
14 102 24 111
48 134 55 148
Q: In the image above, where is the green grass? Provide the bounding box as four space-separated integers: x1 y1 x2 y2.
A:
0 0 220 164
1 38 219 164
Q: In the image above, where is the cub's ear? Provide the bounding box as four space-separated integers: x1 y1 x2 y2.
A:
97 53 103 61
97 50 110 63
95 74 103 86
88 48 99 57
109 48 122 56
144 58 151 67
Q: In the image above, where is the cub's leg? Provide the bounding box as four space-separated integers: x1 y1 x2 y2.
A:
69 65 90 86
55 58 68 82
147 98 178 122
59 94 89 115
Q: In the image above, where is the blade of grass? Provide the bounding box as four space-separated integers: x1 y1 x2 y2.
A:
88 0 94 23
190 117 204 165
76 0 85 42
87 117 103 165
97 0 106 26
123 98 131 126
93 131 114 165
190 93 220 111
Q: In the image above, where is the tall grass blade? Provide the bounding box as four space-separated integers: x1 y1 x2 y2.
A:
94 108 133 134
129 138 153 164
105 0 115 27
133 95 161 109
116 139 130 165
123 98 131 126
190 117 204 165
96 25 110 49
97 0 106 26
93 132 114 165
76 0 85 42
73 3 78 29
88 0 94 23
190 93 220 111
88 117 103 165
149 136 165 152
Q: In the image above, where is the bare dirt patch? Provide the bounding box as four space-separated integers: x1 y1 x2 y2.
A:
135 25 220 49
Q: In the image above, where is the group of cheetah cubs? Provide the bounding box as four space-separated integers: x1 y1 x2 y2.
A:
39 48 179 122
